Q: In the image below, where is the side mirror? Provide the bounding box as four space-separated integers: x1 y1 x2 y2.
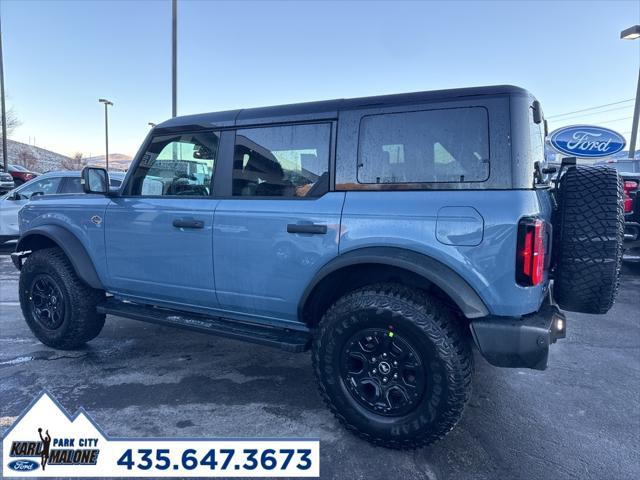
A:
81 167 109 194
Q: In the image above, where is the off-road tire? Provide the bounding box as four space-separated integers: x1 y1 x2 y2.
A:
19 247 105 349
553 165 624 314
312 283 473 449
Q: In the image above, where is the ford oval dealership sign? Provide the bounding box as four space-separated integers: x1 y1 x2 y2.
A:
549 125 626 158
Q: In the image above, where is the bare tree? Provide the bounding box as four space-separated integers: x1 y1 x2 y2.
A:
16 150 38 171
0 108 21 138
60 152 86 170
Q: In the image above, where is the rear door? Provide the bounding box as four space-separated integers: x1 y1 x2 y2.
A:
213 122 344 323
104 131 221 309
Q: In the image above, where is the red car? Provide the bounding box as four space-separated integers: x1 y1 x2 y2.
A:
7 164 39 186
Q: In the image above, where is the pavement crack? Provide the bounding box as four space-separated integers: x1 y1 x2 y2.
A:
0 352 88 366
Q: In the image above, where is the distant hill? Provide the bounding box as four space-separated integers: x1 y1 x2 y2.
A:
84 153 132 171
0 139 133 172
0 139 72 172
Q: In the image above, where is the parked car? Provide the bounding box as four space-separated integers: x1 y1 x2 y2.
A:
11 86 624 449
0 170 124 244
6 164 39 186
595 159 640 262
0 169 15 193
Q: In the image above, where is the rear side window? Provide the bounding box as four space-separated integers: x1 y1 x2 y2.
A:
59 177 83 194
357 107 490 184
232 123 331 198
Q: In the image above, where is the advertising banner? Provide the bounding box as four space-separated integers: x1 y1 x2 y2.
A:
2 391 320 477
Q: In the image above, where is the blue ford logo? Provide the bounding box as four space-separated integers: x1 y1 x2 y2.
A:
549 125 626 158
8 459 39 471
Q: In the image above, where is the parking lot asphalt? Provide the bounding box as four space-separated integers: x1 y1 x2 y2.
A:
0 248 639 480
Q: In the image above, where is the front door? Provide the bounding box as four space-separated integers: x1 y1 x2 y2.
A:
213 123 344 323
105 131 221 310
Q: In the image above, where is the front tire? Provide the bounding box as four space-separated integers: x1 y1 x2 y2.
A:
312 284 472 449
19 247 105 349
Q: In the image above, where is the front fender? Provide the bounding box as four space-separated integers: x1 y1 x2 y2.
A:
15 225 103 289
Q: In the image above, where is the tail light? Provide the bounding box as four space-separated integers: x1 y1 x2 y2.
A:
623 180 638 214
516 218 546 286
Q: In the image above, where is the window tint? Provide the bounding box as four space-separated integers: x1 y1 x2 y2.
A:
110 178 122 187
16 177 62 200
59 177 83 194
357 107 490 184
129 131 219 196
232 123 331 197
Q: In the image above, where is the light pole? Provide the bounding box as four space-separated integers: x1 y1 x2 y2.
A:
98 98 113 171
0 11 8 172
172 0 177 118
621 25 640 159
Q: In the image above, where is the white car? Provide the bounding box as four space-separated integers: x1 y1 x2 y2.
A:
0 170 125 244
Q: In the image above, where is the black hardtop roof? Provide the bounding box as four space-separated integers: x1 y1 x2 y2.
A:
157 85 529 130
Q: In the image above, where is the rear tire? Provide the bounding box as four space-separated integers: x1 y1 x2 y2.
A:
312 283 472 449
553 165 624 314
19 247 105 349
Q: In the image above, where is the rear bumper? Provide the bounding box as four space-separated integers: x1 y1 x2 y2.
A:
623 221 640 253
470 299 566 371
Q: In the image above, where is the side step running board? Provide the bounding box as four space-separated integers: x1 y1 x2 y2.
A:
97 298 311 353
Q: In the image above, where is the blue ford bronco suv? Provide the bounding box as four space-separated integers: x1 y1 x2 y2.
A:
12 86 624 448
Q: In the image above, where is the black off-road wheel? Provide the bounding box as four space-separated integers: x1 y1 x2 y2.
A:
312 284 473 449
553 166 624 314
19 247 106 349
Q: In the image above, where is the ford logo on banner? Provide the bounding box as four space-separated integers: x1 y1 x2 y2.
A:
8 459 39 471
549 125 626 158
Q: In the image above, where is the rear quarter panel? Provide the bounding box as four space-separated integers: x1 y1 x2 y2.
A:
340 189 553 316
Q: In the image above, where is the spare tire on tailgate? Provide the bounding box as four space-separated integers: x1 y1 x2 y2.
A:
553 165 624 314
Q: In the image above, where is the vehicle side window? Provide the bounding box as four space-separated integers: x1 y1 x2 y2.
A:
232 123 331 198
357 107 490 184
59 177 83 194
15 177 62 200
110 178 122 188
128 131 219 196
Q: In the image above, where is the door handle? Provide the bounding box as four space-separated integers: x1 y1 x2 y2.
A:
173 218 204 229
286 223 327 234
